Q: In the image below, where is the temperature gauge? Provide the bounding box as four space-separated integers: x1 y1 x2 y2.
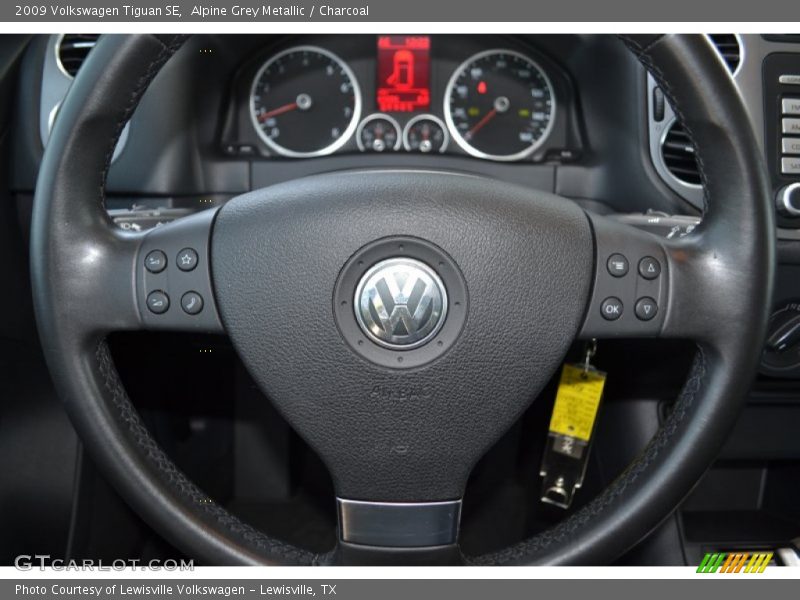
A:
356 113 401 152
403 114 448 153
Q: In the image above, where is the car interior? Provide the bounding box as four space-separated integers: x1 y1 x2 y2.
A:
1 33 799 566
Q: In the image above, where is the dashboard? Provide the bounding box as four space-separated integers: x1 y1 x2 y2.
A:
222 35 582 164
7 33 800 382
19 33 800 223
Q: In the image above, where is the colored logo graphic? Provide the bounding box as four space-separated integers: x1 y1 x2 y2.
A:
697 552 773 573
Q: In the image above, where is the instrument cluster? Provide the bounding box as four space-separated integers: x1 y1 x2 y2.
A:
228 35 580 163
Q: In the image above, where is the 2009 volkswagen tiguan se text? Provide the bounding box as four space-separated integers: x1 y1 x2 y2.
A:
1 33 799 566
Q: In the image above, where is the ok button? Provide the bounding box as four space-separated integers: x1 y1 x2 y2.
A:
601 297 624 321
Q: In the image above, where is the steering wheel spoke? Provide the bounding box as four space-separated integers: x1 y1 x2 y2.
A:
581 210 760 348
40 221 142 337
59 207 224 338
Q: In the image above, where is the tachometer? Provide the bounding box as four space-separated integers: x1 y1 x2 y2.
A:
250 46 361 158
444 49 555 161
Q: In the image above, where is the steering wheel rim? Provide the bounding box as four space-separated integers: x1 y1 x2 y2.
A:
30 34 774 565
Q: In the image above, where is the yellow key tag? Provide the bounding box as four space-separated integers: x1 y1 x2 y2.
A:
548 364 606 442
540 361 607 509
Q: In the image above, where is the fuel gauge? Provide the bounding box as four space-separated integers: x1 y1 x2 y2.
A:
356 113 401 152
403 114 448 154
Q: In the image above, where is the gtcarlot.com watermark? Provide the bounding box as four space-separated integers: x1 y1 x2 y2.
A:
14 555 194 571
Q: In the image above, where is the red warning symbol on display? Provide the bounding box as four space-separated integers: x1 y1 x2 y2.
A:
377 36 431 112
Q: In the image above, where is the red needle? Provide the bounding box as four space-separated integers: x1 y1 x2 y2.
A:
258 101 298 122
466 108 497 139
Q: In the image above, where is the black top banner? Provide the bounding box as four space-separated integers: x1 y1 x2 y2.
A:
3 0 800 22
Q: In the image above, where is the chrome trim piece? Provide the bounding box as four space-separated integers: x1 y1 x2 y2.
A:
443 48 556 162
248 45 362 159
47 102 60 133
55 33 99 79
778 183 800 216
402 113 449 153
54 33 98 80
355 112 402 152
732 33 746 78
54 33 71 79
337 498 461 548
704 33 745 79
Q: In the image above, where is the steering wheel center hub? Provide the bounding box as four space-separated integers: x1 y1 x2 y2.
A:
334 236 468 368
211 170 594 502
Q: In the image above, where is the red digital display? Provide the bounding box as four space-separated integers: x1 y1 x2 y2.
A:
376 35 430 112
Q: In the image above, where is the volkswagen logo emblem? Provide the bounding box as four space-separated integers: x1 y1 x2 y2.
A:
355 258 448 349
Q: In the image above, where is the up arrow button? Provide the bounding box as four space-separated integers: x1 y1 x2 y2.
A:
638 256 661 280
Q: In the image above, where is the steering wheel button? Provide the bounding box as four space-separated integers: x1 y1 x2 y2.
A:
146 290 169 314
606 253 629 277
600 297 623 321
180 291 204 315
635 297 658 321
638 256 661 280
144 250 167 273
177 248 198 271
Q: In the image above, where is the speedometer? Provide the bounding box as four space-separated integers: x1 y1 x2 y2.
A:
444 49 555 161
250 46 361 158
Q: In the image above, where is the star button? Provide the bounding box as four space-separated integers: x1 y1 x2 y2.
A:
176 248 198 272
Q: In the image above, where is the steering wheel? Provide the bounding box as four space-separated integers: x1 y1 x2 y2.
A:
31 34 774 565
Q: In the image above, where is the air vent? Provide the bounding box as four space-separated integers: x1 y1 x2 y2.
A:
661 121 701 186
57 34 99 77
708 34 741 74
656 36 739 189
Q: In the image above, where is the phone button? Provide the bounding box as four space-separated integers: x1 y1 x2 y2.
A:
180 291 204 315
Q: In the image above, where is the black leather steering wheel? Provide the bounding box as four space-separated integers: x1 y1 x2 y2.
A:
31 34 774 565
